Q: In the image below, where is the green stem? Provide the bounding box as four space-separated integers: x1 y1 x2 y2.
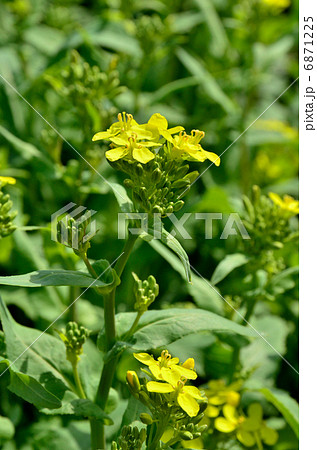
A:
72 362 86 399
90 232 138 450
82 253 99 278
124 311 143 340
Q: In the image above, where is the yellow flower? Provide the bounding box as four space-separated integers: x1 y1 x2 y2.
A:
92 112 160 164
145 113 184 141
147 375 204 417
163 129 220 165
261 0 290 13
215 403 278 447
269 192 299 215
134 350 197 382
0 176 16 185
205 380 241 418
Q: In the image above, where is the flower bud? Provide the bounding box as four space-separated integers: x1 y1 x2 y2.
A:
126 371 141 393
140 413 153 425
180 431 194 440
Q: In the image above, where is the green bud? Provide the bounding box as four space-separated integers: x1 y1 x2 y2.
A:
135 164 143 176
174 164 189 179
165 205 174 214
124 178 134 188
126 371 141 393
180 431 194 440
140 413 153 425
172 179 190 189
152 168 162 183
173 200 184 212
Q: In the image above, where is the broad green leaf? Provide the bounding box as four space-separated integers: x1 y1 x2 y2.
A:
30 426 81 450
41 391 113 424
142 228 191 283
211 254 250 285
176 47 236 113
0 415 15 440
0 297 70 399
261 388 299 438
0 269 112 288
0 359 61 410
116 308 256 351
90 27 142 58
150 240 223 313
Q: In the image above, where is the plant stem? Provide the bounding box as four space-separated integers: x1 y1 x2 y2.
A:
90 232 138 450
82 253 99 278
72 362 86 399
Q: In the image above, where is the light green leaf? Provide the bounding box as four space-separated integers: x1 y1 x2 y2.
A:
116 308 256 351
0 415 15 440
150 240 223 313
261 388 299 438
0 269 112 288
211 253 250 285
0 358 61 410
142 228 191 283
108 181 134 213
176 47 236 113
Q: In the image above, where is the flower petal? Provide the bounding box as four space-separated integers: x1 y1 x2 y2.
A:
173 365 197 380
223 404 239 423
260 425 278 445
183 386 204 400
148 113 168 130
177 392 200 417
133 353 156 366
92 130 118 141
205 405 219 418
168 126 184 134
182 358 195 370
147 381 174 393
236 430 256 447
105 147 129 161
0 176 16 185
149 364 161 379
247 403 263 422
202 151 221 166
133 147 155 164
215 417 236 433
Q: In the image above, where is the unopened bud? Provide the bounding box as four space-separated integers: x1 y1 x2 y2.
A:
126 371 141 393
140 413 153 425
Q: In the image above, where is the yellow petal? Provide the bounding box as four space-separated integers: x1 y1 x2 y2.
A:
110 135 129 146
260 425 278 445
183 386 204 400
226 391 240 407
203 151 221 166
177 392 200 417
133 353 156 366
181 437 204 449
173 365 197 380
105 147 129 161
161 428 174 444
168 126 184 134
92 130 117 141
147 381 174 393
209 395 226 406
148 113 168 130
169 357 180 365
149 364 161 379
247 403 263 422
223 404 238 423
236 430 256 447
133 147 155 164
215 417 236 433
182 358 195 370
161 129 175 144
242 417 261 432
161 368 180 385
269 192 283 207
205 405 219 418
0 176 16 185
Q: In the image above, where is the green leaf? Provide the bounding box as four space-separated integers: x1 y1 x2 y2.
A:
0 358 61 410
41 391 113 424
150 240 223 313
108 182 134 213
261 388 299 438
0 269 112 288
142 228 191 283
176 47 236 113
116 308 256 351
0 415 15 440
211 254 250 285
0 297 70 400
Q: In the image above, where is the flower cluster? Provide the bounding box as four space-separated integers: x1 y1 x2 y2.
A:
241 185 298 274
111 425 146 450
56 210 96 256
132 272 159 313
58 321 90 365
93 113 220 217
126 350 207 448
0 176 17 240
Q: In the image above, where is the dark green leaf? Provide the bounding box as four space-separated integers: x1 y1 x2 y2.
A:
211 254 250 285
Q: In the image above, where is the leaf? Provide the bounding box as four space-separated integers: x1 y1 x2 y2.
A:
261 388 299 438
0 415 15 440
150 240 223 313
0 297 70 400
194 0 229 56
211 254 250 285
30 426 81 450
41 391 113 424
107 181 134 213
141 228 191 283
176 47 236 113
0 358 61 410
0 269 113 288
116 308 256 351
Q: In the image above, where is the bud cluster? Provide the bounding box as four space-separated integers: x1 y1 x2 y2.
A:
59 322 90 364
111 425 146 450
112 153 198 217
0 187 17 239
132 273 159 313
172 407 208 442
56 210 95 255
